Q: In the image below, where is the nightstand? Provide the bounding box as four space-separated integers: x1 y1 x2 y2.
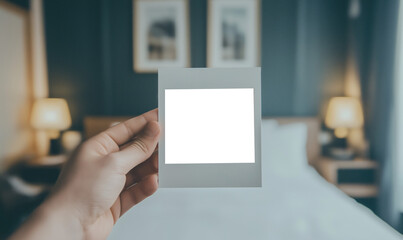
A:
6 155 67 186
30 155 67 166
316 157 379 212
1 155 67 239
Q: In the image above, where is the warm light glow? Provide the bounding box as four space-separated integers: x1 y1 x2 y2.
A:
335 127 348 138
30 98 72 131
325 97 364 131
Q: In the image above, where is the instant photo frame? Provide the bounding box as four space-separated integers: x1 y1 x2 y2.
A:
158 68 261 188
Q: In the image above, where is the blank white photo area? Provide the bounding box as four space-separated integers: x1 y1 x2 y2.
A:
165 88 255 164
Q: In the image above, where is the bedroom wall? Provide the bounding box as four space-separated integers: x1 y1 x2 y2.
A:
5 0 28 9
0 1 34 170
41 0 349 130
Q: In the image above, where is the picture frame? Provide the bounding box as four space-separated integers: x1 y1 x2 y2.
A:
133 0 190 73
207 0 261 68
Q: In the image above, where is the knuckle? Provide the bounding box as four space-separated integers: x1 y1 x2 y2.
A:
90 132 120 155
132 138 150 154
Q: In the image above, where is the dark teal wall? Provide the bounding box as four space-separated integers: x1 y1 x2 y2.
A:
43 0 349 130
44 0 104 130
5 0 29 9
294 0 349 116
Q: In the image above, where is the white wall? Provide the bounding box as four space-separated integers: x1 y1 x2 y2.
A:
0 3 34 170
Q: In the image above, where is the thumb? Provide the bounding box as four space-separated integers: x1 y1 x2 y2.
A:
109 121 160 174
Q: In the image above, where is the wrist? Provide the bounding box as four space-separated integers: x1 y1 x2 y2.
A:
44 193 85 227
10 196 84 240
37 197 85 239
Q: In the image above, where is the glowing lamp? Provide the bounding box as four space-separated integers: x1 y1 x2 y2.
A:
325 97 364 138
30 98 72 139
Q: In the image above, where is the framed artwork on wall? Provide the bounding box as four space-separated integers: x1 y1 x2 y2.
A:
133 0 190 73
207 0 260 68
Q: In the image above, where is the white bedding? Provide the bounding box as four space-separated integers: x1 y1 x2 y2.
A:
108 120 402 240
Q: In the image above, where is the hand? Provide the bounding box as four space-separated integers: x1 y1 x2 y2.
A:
10 109 161 240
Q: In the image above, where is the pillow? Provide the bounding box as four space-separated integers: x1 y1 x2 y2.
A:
262 122 308 178
261 119 278 133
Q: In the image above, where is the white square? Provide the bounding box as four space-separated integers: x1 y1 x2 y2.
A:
165 88 255 164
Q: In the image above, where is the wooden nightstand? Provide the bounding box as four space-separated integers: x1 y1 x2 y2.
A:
316 157 379 212
6 155 67 186
316 157 378 197
30 155 67 166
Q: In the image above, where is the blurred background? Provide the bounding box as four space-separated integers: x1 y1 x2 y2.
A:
1 0 403 239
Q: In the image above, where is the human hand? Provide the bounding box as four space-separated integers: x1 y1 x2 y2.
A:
10 109 160 240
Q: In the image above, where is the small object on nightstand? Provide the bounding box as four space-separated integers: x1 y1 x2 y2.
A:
62 131 82 153
329 147 355 160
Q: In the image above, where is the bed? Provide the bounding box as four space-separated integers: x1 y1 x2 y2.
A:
85 117 402 240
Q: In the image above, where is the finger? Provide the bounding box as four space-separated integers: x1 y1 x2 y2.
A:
88 109 158 154
106 109 158 146
120 173 158 216
120 138 158 152
125 151 158 188
109 121 160 174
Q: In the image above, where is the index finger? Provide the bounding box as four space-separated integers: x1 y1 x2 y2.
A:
91 109 158 151
108 108 158 145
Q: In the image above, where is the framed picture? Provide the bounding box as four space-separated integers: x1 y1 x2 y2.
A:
208 0 260 68
133 0 190 73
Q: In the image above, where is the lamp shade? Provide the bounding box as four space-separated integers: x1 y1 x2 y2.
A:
30 98 72 130
325 97 364 129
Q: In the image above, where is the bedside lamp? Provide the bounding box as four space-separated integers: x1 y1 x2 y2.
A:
325 97 364 138
31 98 72 156
31 98 72 138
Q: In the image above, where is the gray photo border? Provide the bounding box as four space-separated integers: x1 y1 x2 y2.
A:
158 68 261 187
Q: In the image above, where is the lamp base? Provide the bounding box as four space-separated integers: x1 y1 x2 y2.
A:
334 127 348 138
49 138 62 155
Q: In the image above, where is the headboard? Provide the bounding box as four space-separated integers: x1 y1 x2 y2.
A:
84 116 130 139
84 116 321 166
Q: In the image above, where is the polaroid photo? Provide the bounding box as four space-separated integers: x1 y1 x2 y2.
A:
158 68 261 187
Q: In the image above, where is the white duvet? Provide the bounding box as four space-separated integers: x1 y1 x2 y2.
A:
108 120 402 240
